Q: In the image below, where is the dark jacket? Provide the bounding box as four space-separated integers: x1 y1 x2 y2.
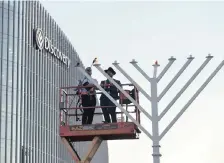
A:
100 79 121 101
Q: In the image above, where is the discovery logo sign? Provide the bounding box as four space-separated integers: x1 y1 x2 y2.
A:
33 28 71 68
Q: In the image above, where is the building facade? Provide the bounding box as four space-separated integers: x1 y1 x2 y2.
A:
0 1 108 163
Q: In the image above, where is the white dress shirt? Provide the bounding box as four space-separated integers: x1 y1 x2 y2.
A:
81 76 98 94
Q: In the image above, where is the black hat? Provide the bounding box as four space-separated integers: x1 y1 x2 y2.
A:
105 67 116 75
85 67 92 71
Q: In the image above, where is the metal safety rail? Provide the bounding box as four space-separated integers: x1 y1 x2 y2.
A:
59 83 140 127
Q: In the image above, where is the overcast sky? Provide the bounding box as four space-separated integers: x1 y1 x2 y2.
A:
42 1 224 163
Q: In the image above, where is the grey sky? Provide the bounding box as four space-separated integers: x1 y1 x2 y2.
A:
42 1 224 163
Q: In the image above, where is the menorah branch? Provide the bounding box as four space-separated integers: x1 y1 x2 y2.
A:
157 56 176 82
113 61 151 101
94 64 153 121
130 59 152 82
159 59 224 140
158 56 194 101
159 55 213 120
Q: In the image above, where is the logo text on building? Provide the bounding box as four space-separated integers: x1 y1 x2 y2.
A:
34 28 71 68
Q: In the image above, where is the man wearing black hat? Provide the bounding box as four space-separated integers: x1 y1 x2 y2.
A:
100 67 121 123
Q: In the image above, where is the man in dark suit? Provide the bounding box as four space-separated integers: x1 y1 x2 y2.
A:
100 67 121 123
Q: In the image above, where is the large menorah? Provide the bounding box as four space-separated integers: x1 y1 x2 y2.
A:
77 54 224 163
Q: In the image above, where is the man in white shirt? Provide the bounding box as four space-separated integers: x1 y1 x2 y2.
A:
80 67 98 125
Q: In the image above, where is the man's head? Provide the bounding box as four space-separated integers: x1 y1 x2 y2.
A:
105 67 116 77
85 67 92 76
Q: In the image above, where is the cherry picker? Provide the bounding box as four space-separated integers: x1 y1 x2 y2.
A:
59 83 141 163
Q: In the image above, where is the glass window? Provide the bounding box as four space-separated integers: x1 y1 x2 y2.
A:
3 9 8 35
7 87 12 115
1 34 7 59
17 89 21 116
36 73 39 102
8 36 13 61
0 7 3 33
0 34 2 56
32 72 36 99
21 66 25 93
18 32 22 65
20 1 24 16
8 61 13 88
17 64 21 91
28 69 32 97
32 49 36 74
12 87 17 114
36 49 39 75
2 1 8 9
14 1 19 15
14 13 19 38
21 13 25 43
13 62 17 90
22 43 26 67
11 141 16 163
0 139 5 163
46 57 49 82
20 90 24 139
14 37 18 63
8 0 14 11
2 60 7 86
17 1 20 15
23 1 27 17
8 10 13 36
6 139 11 162
18 8 22 40
1 88 6 138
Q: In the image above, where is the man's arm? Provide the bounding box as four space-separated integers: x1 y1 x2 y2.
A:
83 81 92 91
83 78 96 91
116 80 122 92
109 79 122 91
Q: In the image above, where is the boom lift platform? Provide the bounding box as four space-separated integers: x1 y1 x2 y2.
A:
59 84 141 163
